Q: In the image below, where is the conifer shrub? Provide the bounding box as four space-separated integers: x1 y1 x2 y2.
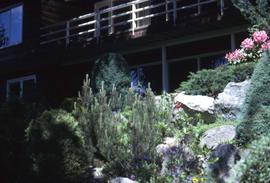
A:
26 109 91 183
236 52 270 145
0 99 46 183
0 100 32 183
227 134 270 183
91 53 130 95
231 0 270 31
74 75 163 180
178 62 255 96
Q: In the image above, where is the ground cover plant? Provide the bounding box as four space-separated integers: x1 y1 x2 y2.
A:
178 62 255 96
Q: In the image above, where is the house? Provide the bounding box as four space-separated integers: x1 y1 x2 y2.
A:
0 0 248 105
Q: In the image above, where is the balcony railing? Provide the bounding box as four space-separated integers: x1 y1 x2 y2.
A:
40 0 224 47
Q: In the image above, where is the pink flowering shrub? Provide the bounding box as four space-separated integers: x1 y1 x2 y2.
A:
241 38 254 50
253 31 268 43
226 30 270 64
261 40 270 51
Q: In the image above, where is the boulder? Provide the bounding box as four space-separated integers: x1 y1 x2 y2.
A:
110 177 137 183
214 80 250 120
156 137 197 177
208 144 240 182
174 92 215 114
200 125 236 149
92 167 104 183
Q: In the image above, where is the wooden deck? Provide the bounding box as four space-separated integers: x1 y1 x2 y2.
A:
40 0 225 47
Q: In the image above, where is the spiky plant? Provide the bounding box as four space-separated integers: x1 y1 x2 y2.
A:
74 74 163 179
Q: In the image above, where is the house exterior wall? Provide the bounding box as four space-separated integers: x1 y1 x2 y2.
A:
0 0 248 105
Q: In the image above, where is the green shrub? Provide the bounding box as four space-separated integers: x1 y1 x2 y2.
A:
227 134 270 183
60 97 76 112
91 53 130 95
237 52 270 145
178 63 255 96
74 75 164 181
0 99 45 183
26 109 91 183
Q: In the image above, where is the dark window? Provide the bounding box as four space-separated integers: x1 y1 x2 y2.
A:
0 5 23 48
6 75 36 100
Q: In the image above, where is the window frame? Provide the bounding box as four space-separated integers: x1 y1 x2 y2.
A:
0 2 24 49
6 74 36 100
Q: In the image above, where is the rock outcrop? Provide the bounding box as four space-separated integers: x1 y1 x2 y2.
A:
208 144 240 182
110 177 137 183
200 125 236 149
214 80 250 120
174 92 215 114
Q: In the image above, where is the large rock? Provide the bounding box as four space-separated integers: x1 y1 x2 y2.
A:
110 177 137 183
208 144 240 182
92 167 104 183
214 80 250 120
174 92 215 114
156 137 197 177
200 125 236 149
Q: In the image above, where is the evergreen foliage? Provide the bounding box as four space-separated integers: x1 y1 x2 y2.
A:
0 100 35 183
91 53 130 95
227 134 270 183
26 109 91 183
74 75 162 180
236 52 270 145
178 63 255 96
231 0 270 30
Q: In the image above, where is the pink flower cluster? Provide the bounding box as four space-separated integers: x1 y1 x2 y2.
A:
225 49 245 64
241 38 254 50
253 31 268 43
261 40 270 52
226 30 270 64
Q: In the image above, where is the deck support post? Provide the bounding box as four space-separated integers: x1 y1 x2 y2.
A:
220 0 224 16
172 0 177 25
162 46 169 92
132 3 137 35
95 11 101 43
65 21 70 47
197 57 201 71
166 0 169 21
109 0 114 34
230 33 236 51
197 0 201 15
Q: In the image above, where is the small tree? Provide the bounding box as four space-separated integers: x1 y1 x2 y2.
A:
91 53 131 95
232 0 270 30
74 75 162 180
236 52 270 145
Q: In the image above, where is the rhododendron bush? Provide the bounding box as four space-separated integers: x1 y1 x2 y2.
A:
226 30 270 64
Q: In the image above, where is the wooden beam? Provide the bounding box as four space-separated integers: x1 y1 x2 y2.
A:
120 25 248 55
162 46 169 92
